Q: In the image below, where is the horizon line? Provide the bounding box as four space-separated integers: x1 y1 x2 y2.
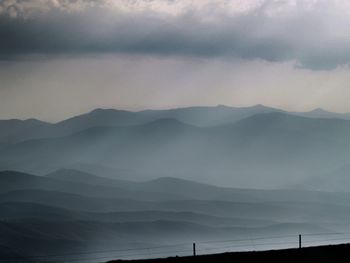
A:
0 104 348 123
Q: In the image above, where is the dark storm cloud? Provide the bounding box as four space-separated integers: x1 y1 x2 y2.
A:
1 1 350 70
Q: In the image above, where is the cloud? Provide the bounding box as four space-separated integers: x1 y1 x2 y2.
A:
1 0 350 70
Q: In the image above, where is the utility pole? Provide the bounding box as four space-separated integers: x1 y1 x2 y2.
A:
299 234 302 249
193 242 196 256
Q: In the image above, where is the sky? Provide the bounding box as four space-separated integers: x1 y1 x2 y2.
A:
1 0 350 121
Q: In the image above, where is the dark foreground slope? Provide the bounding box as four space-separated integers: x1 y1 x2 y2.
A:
108 243 350 263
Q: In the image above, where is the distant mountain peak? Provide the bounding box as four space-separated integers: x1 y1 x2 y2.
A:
251 104 276 110
214 104 273 111
215 104 230 108
309 108 330 114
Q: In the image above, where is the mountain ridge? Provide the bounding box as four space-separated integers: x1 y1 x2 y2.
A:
2 111 350 187
2 104 350 144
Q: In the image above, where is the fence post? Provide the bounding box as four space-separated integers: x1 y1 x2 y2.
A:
193 242 196 256
299 234 302 249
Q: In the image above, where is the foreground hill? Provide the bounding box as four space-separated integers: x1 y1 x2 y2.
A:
107 243 350 263
1 169 350 262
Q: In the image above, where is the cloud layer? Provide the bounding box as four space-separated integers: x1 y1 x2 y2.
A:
1 0 350 69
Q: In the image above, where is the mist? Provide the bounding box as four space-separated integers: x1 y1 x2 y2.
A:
2 1 350 262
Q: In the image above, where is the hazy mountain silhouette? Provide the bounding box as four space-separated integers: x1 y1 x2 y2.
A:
46 168 135 188
1 169 350 262
0 202 276 227
2 104 350 144
0 105 275 143
296 108 350 120
2 170 349 205
0 118 51 143
0 171 185 201
3 106 350 261
2 112 350 187
56 104 277 130
3 171 350 223
296 164 350 192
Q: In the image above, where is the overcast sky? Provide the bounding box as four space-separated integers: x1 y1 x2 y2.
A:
1 0 350 121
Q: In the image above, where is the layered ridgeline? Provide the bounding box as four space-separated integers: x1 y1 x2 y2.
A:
2 104 350 143
2 170 350 262
1 105 350 188
2 101 350 261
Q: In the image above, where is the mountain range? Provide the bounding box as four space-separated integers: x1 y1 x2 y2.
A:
1 105 350 188
2 104 350 261
2 104 350 143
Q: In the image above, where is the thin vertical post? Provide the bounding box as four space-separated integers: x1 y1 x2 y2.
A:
299 234 302 249
193 242 196 256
